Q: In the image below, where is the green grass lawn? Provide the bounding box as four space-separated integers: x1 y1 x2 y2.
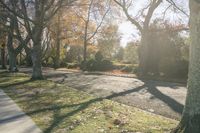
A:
0 71 178 133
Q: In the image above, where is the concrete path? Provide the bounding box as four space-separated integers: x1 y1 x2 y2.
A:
0 89 42 133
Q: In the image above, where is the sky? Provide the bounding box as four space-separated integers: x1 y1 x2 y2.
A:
117 0 189 47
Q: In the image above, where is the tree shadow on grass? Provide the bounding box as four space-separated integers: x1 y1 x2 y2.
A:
3 77 184 133
44 73 67 79
0 79 32 88
43 98 103 133
0 71 9 74
11 84 144 133
17 81 184 133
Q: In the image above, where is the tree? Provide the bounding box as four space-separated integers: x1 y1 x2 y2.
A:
173 0 200 132
145 20 189 76
0 2 7 69
77 0 111 62
6 17 25 72
114 46 124 61
124 41 139 64
54 12 61 69
0 37 6 69
97 24 121 59
47 10 63 69
0 24 6 70
0 1 32 70
0 4 6 69
114 0 188 75
0 0 76 79
114 0 162 75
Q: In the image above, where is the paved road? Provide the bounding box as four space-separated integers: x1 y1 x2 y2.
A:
21 67 187 120
0 89 42 133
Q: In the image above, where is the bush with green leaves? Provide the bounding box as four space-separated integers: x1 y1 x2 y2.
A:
66 63 79 69
120 65 138 73
159 59 188 78
95 51 104 62
82 52 113 71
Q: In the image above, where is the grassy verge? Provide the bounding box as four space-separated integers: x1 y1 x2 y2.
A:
0 71 177 133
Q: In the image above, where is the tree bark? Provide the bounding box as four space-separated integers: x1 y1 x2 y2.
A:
7 23 18 72
83 10 89 63
83 39 87 62
0 43 7 69
173 0 200 132
8 50 18 72
31 44 43 80
25 53 32 67
24 46 32 67
31 25 44 80
138 34 148 75
139 31 160 76
54 13 61 69
30 2 44 80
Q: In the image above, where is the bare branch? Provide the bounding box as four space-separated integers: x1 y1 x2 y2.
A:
143 0 162 29
87 3 111 41
113 0 143 32
166 0 189 17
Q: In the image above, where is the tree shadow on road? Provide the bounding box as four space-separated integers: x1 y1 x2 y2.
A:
145 81 184 114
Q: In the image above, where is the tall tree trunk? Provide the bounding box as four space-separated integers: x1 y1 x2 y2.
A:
138 32 160 76
8 50 17 72
83 40 87 63
173 0 200 132
25 53 32 67
7 24 18 72
24 47 32 67
138 33 149 75
1 43 7 69
55 37 60 69
31 26 44 80
31 44 43 80
83 18 88 63
83 2 90 63
54 13 61 69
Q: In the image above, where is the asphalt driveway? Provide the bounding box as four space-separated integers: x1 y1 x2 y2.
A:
20 67 187 120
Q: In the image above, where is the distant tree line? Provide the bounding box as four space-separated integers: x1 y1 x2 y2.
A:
0 0 189 79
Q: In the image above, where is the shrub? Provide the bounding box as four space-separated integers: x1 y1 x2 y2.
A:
121 66 133 73
86 59 99 71
80 51 113 71
80 61 87 71
100 59 113 71
121 65 138 73
173 60 188 78
87 59 113 71
113 63 127 69
159 59 188 78
95 51 103 62
67 63 79 69
60 61 68 67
